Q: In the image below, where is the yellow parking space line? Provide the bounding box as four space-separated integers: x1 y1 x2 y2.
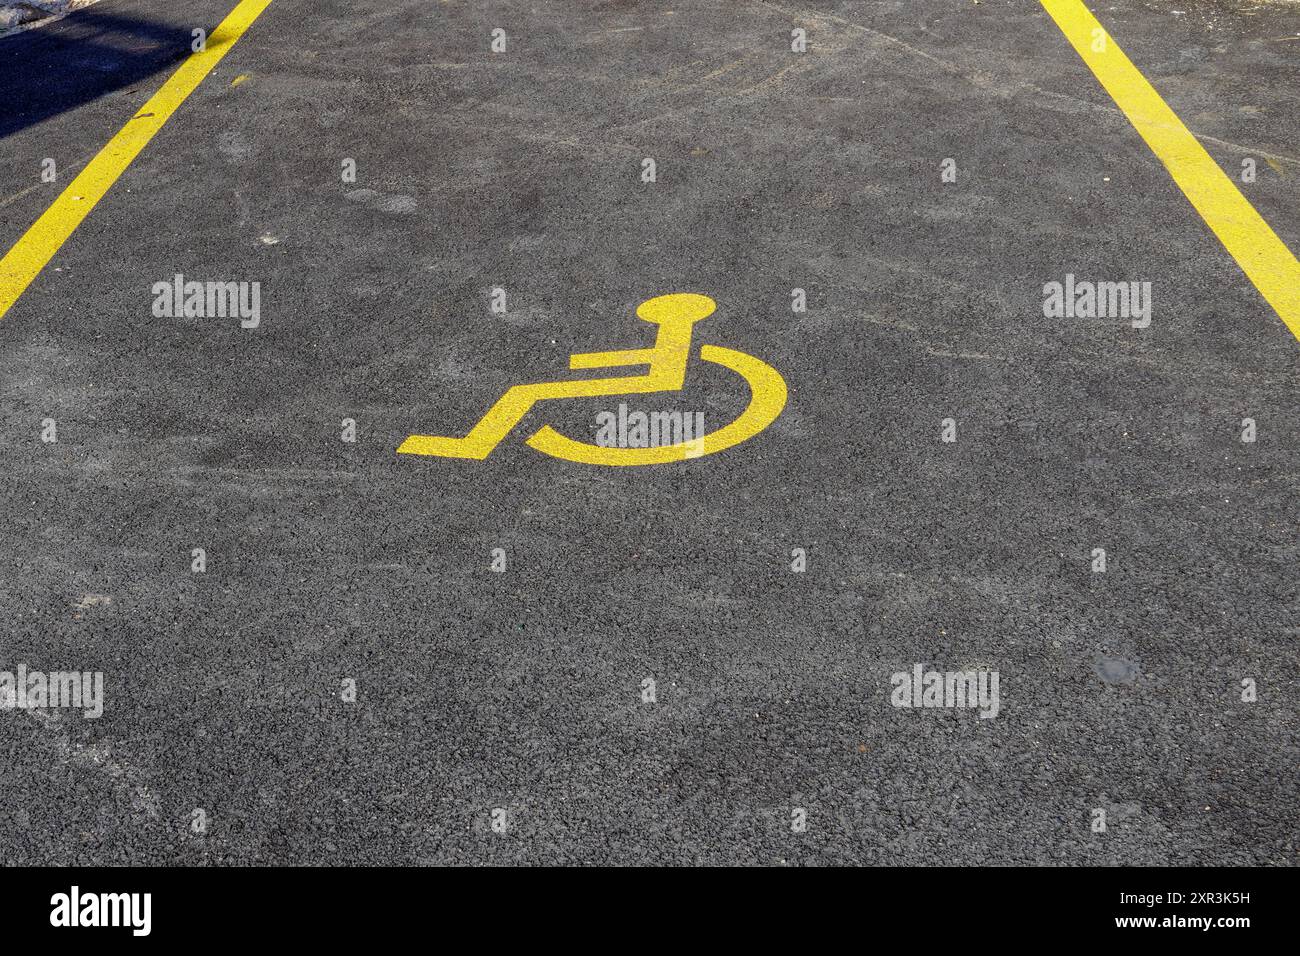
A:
0 0 275 323
1041 0 1300 342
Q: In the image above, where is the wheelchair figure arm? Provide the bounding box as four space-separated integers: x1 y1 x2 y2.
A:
568 348 657 370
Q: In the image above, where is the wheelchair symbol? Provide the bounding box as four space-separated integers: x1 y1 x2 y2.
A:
397 293 787 466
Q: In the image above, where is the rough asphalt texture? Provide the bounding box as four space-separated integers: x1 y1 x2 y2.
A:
0 0 1296 865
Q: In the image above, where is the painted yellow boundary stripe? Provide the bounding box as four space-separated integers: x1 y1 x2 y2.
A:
0 0 274 322
1041 0 1300 342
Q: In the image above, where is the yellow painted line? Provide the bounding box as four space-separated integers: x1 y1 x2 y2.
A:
1041 0 1300 342
0 0 274 322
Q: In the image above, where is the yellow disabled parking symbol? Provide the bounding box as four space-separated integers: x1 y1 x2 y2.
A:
397 293 787 466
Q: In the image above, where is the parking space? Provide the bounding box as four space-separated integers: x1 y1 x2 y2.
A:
0 0 1296 864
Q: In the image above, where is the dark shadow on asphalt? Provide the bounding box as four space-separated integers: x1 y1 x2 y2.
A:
0 9 192 140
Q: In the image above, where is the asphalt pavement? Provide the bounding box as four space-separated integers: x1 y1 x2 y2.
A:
0 0 1296 864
